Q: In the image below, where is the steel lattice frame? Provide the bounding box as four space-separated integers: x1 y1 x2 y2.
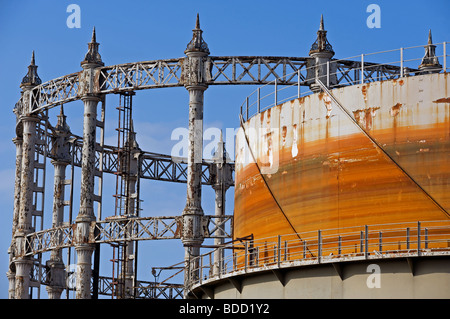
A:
15 56 407 115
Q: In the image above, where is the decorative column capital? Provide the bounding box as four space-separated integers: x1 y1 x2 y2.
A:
12 136 23 145
81 94 102 102
20 115 40 123
182 14 211 88
79 28 104 98
45 259 66 299
14 257 33 299
6 270 16 299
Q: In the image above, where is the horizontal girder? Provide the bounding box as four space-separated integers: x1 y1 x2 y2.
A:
37 127 233 186
29 263 184 299
14 56 408 115
18 214 233 258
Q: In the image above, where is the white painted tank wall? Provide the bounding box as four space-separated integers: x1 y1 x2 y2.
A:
192 257 450 299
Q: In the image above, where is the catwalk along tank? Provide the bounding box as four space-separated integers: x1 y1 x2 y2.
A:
234 72 450 249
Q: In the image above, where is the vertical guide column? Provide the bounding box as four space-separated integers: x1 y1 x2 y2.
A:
47 160 68 298
75 95 99 299
7 136 23 298
183 87 206 252
75 27 104 299
12 51 42 299
14 116 38 299
14 116 39 299
46 107 71 299
182 14 210 291
211 135 233 276
124 131 141 298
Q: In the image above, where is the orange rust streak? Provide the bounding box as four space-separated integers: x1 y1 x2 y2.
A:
433 97 450 103
235 125 450 243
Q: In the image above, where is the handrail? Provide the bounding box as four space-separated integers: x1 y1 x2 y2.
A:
186 220 450 289
239 41 448 122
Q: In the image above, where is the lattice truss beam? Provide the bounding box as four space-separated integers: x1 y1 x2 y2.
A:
21 215 233 258
29 265 184 299
335 60 409 85
15 56 408 114
207 56 309 84
40 130 231 185
97 276 184 299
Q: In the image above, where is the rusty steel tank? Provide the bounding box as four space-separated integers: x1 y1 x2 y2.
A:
185 25 450 299
234 71 450 250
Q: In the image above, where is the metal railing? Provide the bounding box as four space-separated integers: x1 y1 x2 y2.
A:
239 42 448 122
186 220 450 289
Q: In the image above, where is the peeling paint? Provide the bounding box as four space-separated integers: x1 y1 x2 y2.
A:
433 97 450 103
390 103 402 117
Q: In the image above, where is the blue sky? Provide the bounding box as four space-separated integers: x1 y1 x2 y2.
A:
0 0 448 299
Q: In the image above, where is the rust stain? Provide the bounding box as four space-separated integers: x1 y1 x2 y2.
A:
390 103 402 117
322 93 332 118
266 108 271 127
282 126 287 145
235 124 450 245
235 73 450 262
235 86 450 254
353 107 379 131
433 97 450 103
361 85 368 101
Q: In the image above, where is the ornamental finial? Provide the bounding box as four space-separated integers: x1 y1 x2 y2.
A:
419 29 442 73
81 26 104 66
55 105 71 134
309 15 334 57
21 51 42 88
185 14 210 55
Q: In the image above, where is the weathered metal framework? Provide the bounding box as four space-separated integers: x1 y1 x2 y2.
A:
40 131 220 185
15 55 409 115
23 214 233 257
8 14 446 299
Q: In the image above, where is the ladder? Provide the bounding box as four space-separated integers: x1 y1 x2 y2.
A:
110 242 127 298
114 92 135 217
92 96 106 299
111 92 136 298
29 111 50 298
94 96 106 220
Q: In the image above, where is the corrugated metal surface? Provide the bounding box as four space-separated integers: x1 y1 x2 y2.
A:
234 72 450 240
